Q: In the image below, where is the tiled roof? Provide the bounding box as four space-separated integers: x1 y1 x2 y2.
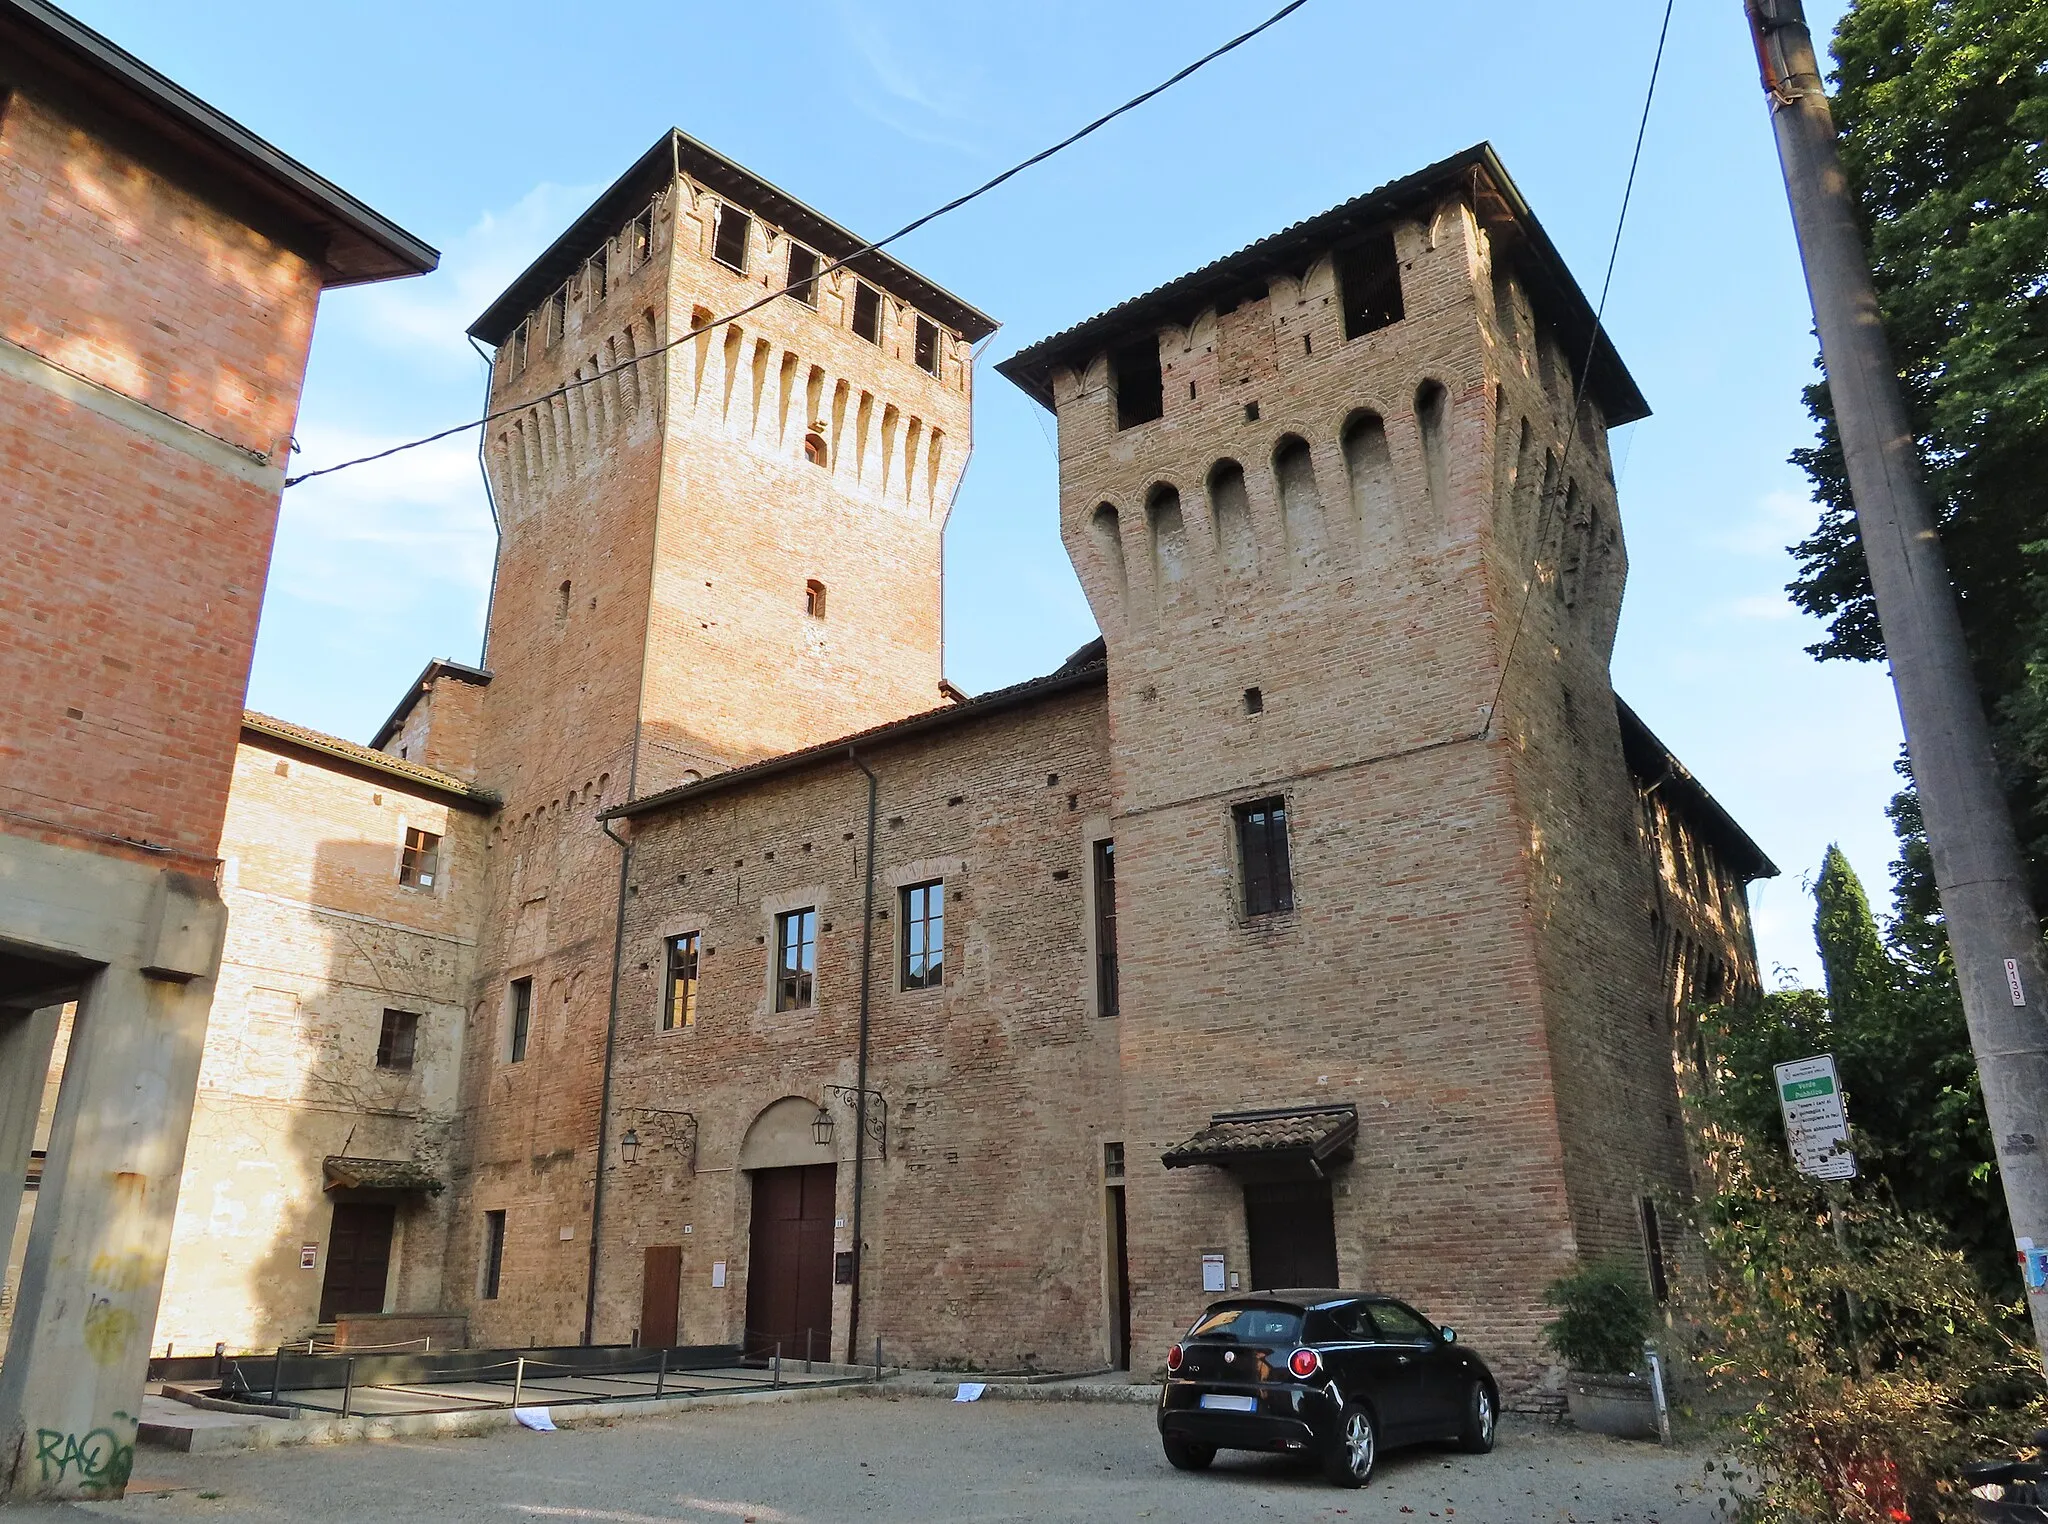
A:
1162 1106 1359 1170
241 712 498 809
323 1156 443 1195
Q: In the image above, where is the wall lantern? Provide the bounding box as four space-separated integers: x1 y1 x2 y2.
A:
620 1127 640 1166
812 1107 835 1147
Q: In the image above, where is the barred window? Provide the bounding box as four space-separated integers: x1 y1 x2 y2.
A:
664 932 700 1031
1234 797 1294 917
901 881 943 989
775 908 817 1012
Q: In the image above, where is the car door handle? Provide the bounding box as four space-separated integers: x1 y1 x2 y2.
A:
1396 1355 1411 1366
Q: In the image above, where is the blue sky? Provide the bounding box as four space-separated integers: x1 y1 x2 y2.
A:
71 0 1891 982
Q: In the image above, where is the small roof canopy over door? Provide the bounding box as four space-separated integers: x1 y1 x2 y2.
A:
322 1155 444 1195
1161 1104 1358 1181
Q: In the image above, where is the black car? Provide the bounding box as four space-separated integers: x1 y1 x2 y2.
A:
1157 1290 1497 1487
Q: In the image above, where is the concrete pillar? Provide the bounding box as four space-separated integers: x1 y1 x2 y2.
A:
0 1005 63 1284
0 960 215 1500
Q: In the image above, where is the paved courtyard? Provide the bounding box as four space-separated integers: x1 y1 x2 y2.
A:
40 1394 1732 1523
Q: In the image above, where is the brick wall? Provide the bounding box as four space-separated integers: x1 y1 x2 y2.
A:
0 85 318 865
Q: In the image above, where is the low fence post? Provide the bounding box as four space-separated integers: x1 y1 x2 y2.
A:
772 1344 781 1388
213 1341 225 1381
270 1345 284 1402
512 1356 525 1410
655 1349 667 1399
341 1358 356 1419
873 1336 882 1383
805 1327 813 1374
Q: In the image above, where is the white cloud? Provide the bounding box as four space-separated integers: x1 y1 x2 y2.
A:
831 1 989 154
1705 486 1815 559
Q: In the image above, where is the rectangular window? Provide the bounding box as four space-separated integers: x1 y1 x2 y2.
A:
399 827 440 889
774 908 817 1012
663 932 700 1031
786 244 820 306
1104 1140 1125 1181
481 1210 506 1300
1234 796 1294 917
376 1009 419 1072
1112 337 1163 429
506 320 528 377
1640 1197 1670 1305
713 204 751 272
913 315 940 375
508 977 532 1063
1093 839 1119 1017
900 881 944 989
627 207 653 271
585 247 607 305
851 281 882 344
543 285 567 349
1337 230 1404 340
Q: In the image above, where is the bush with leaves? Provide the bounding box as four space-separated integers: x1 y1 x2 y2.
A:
1543 1260 1655 1377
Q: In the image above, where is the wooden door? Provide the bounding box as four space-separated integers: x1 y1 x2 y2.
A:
318 1202 395 1322
1243 1178 1338 1292
640 1244 682 1348
743 1163 835 1360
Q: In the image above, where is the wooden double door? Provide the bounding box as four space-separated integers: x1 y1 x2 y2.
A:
318 1201 395 1323
1243 1178 1339 1291
743 1163 835 1360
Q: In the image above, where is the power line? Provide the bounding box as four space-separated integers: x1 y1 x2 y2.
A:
284 0 1313 490
1482 0 1676 737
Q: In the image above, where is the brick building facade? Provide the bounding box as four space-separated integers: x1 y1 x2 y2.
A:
110 128 1770 1404
0 0 432 1498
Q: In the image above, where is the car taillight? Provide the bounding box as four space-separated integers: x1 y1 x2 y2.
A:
1288 1347 1321 1379
1166 1343 1184 1373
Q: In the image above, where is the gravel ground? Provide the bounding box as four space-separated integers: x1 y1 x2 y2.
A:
40 1395 1732 1523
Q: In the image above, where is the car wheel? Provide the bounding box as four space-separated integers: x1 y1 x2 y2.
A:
1322 1403 1377 1488
1162 1436 1215 1472
1458 1380 1497 1454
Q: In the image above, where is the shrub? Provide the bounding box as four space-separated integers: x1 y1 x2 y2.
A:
1542 1260 1655 1376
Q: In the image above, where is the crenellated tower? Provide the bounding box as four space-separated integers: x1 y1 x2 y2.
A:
999 143 1683 1389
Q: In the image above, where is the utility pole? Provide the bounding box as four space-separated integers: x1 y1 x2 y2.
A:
1744 0 2048 1366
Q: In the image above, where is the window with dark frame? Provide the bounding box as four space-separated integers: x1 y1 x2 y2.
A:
376 1009 419 1072
663 932 700 1031
786 244 820 306
805 579 827 618
1093 839 1119 1017
1337 231 1405 340
1111 337 1163 429
399 827 440 890
851 281 882 344
1640 1197 1670 1305
1104 1141 1125 1181
774 908 817 1012
900 881 944 989
1234 797 1294 917
913 316 940 375
713 204 751 272
508 977 532 1063
481 1210 506 1300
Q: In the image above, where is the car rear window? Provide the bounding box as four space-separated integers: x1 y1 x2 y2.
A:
1187 1306 1304 1344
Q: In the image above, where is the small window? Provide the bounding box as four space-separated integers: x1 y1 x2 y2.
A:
803 433 829 467
664 932 700 1031
1234 796 1294 917
543 286 567 349
399 828 441 890
786 244 820 306
376 1009 419 1072
913 316 940 375
901 880 944 989
1337 231 1404 340
506 321 528 377
851 281 882 344
1243 687 1264 716
627 207 653 271
1093 839 1119 1018
713 205 751 272
775 908 817 1012
481 1211 506 1300
585 248 608 305
1641 1197 1670 1306
508 977 532 1063
1104 1141 1125 1181
1112 337 1163 429
805 579 827 618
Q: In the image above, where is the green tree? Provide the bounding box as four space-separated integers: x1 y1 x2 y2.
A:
1785 0 2048 897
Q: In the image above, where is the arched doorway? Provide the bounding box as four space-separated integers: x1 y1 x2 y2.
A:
737 1098 836 1361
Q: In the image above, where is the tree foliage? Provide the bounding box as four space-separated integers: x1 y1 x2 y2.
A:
1786 0 2048 894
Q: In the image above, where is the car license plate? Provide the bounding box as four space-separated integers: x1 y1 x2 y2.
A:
1199 1394 1257 1412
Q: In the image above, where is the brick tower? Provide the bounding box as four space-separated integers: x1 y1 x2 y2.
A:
444 131 993 1343
999 144 1684 1392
